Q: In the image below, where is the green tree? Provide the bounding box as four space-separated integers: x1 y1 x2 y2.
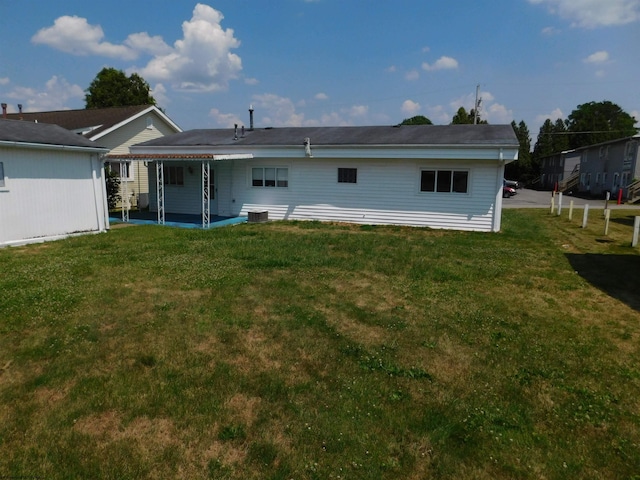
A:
85 67 156 108
400 115 433 125
552 118 570 153
451 106 487 125
532 119 556 160
566 101 637 149
505 120 533 182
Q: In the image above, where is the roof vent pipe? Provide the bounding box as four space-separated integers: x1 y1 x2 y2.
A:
249 105 254 131
234 123 238 140
1 103 6 118
18 104 23 120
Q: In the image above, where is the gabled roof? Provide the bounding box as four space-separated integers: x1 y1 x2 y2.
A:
4 105 181 140
0 118 108 151
136 124 519 148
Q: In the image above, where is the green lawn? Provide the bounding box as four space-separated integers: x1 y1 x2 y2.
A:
1 209 639 479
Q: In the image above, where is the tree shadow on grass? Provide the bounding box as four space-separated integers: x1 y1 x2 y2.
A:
611 214 640 227
566 254 640 312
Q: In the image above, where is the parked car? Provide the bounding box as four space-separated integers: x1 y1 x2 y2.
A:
504 178 520 189
503 186 517 198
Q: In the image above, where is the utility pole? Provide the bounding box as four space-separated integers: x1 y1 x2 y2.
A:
473 84 481 124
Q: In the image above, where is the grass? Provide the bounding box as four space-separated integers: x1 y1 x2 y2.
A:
0 208 639 479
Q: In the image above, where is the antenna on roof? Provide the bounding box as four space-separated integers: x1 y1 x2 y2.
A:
473 84 482 125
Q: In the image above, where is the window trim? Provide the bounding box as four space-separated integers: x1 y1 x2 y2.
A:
163 165 185 186
108 161 134 181
251 166 289 188
419 168 469 194
337 167 357 184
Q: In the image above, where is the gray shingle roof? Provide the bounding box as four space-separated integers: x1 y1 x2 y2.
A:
0 118 108 150
3 105 154 139
136 124 519 148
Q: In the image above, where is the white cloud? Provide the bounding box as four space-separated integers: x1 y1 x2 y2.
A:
422 56 459 71
32 15 137 59
5 76 84 112
385 65 397 73
0 77 9 85
124 32 172 56
252 93 305 127
244 77 259 85
405 70 420 81
209 108 244 128
315 92 329 100
541 26 561 35
535 108 564 124
528 0 640 27
422 46 431 53
150 83 169 107
401 100 421 116
348 105 368 117
584 50 609 63
485 103 513 124
425 105 451 124
138 4 242 92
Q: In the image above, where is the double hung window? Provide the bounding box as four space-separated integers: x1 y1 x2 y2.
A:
252 167 288 187
420 170 468 193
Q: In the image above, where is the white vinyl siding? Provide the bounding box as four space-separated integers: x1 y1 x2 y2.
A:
229 158 499 232
0 148 107 246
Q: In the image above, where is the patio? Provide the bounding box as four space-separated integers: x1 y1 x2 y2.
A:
109 211 247 229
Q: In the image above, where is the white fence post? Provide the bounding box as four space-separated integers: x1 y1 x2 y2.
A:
557 192 563 216
632 216 640 247
569 200 574 221
603 209 611 236
582 204 589 228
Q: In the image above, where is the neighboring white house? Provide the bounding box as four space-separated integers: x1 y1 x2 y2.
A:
0 118 110 247
118 124 519 232
3 104 182 208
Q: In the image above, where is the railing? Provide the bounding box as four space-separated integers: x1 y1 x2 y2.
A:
559 169 580 193
627 179 640 203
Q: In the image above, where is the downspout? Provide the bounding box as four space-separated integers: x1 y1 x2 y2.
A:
95 153 110 231
494 148 505 232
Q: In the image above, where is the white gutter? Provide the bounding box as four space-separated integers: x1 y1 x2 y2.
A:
0 139 108 154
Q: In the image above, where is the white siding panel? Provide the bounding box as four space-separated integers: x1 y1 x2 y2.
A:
0 147 107 246
228 158 500 231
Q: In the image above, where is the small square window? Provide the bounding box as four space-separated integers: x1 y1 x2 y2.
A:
338 168 357 183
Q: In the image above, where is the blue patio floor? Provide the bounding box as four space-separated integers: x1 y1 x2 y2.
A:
109 211 247 229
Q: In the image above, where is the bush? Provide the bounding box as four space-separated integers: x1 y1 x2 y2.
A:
105 166 121 210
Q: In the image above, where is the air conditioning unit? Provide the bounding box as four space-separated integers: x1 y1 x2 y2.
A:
248 211 268 223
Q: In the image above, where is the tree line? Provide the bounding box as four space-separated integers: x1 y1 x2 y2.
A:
402 101 638 185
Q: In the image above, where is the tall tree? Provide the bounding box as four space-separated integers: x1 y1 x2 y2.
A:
552 118 570 153
451 107 472 124
85 67 156 109
400 115 433 125
505 120 533 181
566 101 637 149
532 119 556 160
451 106 488 124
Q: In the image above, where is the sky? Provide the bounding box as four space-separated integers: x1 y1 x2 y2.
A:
0 0 639 138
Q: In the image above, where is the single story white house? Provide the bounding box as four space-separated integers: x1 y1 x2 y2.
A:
115 123 519 232
0 118 110 247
